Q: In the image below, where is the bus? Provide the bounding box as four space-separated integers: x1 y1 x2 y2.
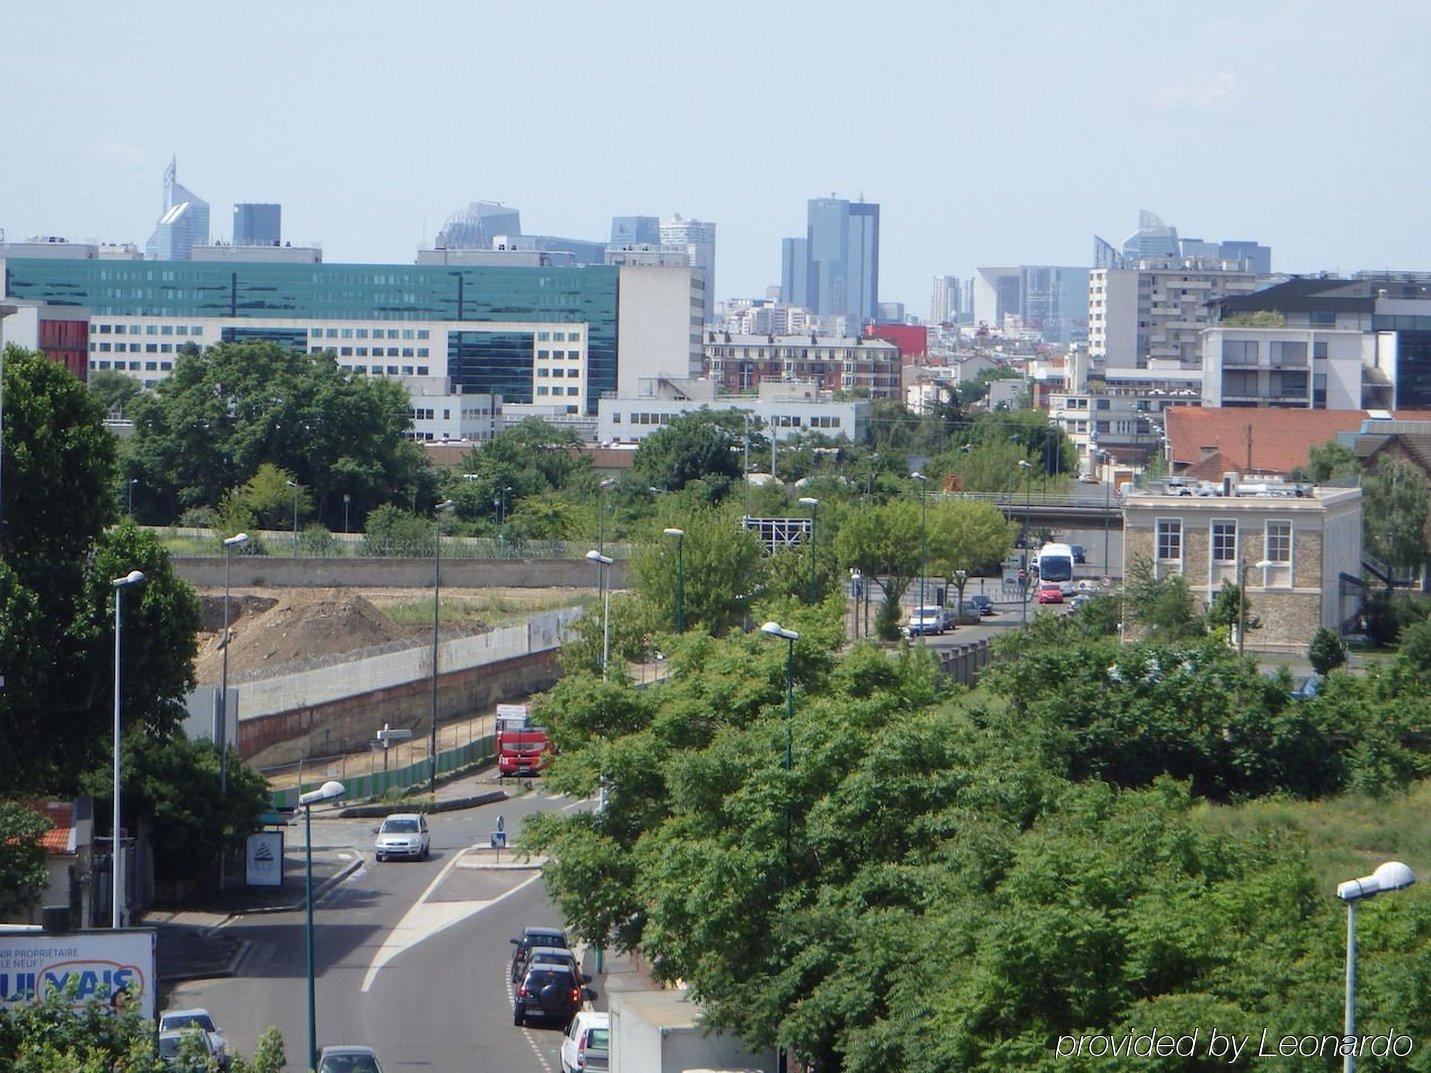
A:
1035 542 1076 594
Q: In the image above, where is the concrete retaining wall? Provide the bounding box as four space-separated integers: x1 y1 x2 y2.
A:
934 639 993 686
172 556 629 589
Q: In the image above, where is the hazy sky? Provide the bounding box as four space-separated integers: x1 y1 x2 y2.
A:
3 1 1428 313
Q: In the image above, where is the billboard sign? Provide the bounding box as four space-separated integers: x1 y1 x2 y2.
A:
246 831 284 888
0 929 157 1020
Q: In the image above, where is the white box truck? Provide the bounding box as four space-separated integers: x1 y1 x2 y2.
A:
609 988 774 1073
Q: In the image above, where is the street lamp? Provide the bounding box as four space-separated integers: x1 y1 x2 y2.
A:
299 779 347 1073
430 500 455 794
663 528 685 632
126 477 138 516
759 622 799 884
798 497 819 604
496 485 513 525
911 473 929 642
1336 862 1416 1073
1236 557 1276 655
285 479 300 551
586 550 615 674
110 569 146 928
219 534 249 797
1017 460 1033 624
342 493 351 536
597 478 616 553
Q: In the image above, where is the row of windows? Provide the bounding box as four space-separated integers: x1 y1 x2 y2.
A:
90 359 174 372
535 349 583 360
1155 519 1293 565
610 411 841 428
312 327 431 340
535 368 582 378
536 330 581 342
93 342 185 354
535 385 582 396
323 346 430 359
96 323 204 336
341 363 430 377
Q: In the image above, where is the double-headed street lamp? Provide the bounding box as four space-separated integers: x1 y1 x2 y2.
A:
586 550 615 673
299 779 347 1073
1336 861 1416 1073
110 569 146 928
663 528 685 632
430 501 455 793
911 473 929 642
798 497 819 604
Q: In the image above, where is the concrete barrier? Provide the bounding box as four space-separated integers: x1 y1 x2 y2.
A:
172 555 629 589
934 639 993 686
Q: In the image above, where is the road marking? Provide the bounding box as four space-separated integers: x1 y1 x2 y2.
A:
360 849 541 992
560 797 592 812
507 962 556 1073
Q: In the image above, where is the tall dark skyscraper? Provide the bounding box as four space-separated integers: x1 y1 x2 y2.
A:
781 237 808 307
233 203 281 246
805 196 879 323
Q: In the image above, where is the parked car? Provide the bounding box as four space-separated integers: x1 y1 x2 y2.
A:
561 1010 611 1073
902 607 946 637
159 1009 229 1070
514 962 590 1030
966 594 996 617
1036 582 1064 604
157 1028 219 1071
1070 592 1093 610
1292 675 1323 701
1070 544 1086 564
528 945 581 977
316 1045 385 1073
374 813 430 862
511 926 571 983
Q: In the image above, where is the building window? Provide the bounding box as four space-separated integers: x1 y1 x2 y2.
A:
161 362 173 370
176 326 188 336
161 325 173 336
356 328 368 339
552 331 566 342
327 328 338 338
536 368 549 377
1265 521 1292 563
1211 520 1237 563
1156 519 1182 562
160 345 172 354
417 366 428 376
612 413 621 423
537 386 549 396
340 347 352 356
567 386 580 396
417 330 429 340
146 325 158 335
537 331 550 342
417 347 429 357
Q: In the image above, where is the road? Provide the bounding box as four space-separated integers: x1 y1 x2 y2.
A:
169 790 589 1073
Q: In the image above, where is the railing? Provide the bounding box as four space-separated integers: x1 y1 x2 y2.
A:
931 491 1117 509
148 526 631 560
269 733 496 810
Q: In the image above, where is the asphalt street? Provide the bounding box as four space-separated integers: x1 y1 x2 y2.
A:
168 790 590 1073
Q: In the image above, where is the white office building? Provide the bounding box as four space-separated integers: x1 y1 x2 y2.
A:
1090 259 1258 369
598 378 868 445
660 215 716 321
1200 327 1368 410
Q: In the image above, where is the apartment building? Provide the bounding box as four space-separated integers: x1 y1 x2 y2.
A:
597 377 869 445
1122 481 1363 651
1090 258 1258 368
704 332 901 398
1200 326 1369 409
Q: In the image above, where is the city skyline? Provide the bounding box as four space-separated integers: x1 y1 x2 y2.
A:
2 2 1429 311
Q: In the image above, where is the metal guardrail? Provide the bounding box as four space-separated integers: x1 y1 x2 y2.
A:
934 491 1117 509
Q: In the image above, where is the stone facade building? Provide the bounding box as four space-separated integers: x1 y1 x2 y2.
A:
1122 482 1363 652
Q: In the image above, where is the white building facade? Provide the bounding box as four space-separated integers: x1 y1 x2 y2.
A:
1090 259 1258 368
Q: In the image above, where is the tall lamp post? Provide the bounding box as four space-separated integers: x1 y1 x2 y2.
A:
110 569 146 928
430 500 455 793
1017 460 1032 624
1336 862 1416 1073
219 534 248 795
911 473 929 641
663 528 685 632
1236 557 1275 655
759 621 799 885
285 479 300 551
597 478 616 553
586 550 614 674
300 780 347 1073
126 478 138 516
798 497 819 604
342 493 351 536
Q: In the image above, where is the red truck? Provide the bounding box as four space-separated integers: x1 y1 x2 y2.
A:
498 727 554 778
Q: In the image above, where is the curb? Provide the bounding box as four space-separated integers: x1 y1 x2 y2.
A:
157 931 252 984
336 789 507 819
230 851 365 916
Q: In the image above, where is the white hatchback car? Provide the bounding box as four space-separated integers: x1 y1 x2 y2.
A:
561 1010 610 1073
374 813 430 862
158 1008 229 1069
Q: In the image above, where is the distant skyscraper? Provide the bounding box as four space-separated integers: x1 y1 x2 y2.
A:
145 157 209 261
805 196 880 324
610 215 660 248
781 237 809 307
1122 209 1180 262
930 275 961 324
436 201 522 249
1218 240 1272 275
233 203 281 247
660 214 716 321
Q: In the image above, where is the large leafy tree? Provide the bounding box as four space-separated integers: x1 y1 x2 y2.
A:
125 341 432 526
632 411 744 492
927 498 1017 609
631 505 767 634
447 419 590 524
834 496 923 637
1362 457 1429 574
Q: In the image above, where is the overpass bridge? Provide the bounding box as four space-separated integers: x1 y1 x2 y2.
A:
933 491 1123 530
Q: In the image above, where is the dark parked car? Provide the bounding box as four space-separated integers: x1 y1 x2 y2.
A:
514 963 590 1030
966 594 996 617
1070 544 1087 564
510 926 570 983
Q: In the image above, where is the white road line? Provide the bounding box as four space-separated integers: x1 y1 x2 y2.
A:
560 796 594 812
360 854 541 992
508 962 555 1073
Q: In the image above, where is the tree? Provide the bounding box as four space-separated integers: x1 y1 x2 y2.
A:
360 504 436 556
86 368 140 418
1205 578 1259 637
450 419 589 524
927 499 1017 610
126 341 432 526
834 496 924 638
1294 438 1361 483
0 802 51 918
1362 457 1429 574
631 507 767 634
632 411 743 492
1123 557 1201 642
225 463 311 531
1308 626 1347 675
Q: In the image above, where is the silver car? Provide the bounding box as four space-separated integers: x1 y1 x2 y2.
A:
158 1009 229 1070
317 1045 384 1073
374 813 430 862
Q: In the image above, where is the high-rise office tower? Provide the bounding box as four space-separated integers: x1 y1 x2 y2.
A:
145 157 210 261
436 201 522 249
781 237 809 307
233 203 281 247
660 214 716 321
805 197 879 324
611 216 660 248
931 275 961 324
1121 209 1180 263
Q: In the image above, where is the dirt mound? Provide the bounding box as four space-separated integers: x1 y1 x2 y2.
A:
194 589 406 684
